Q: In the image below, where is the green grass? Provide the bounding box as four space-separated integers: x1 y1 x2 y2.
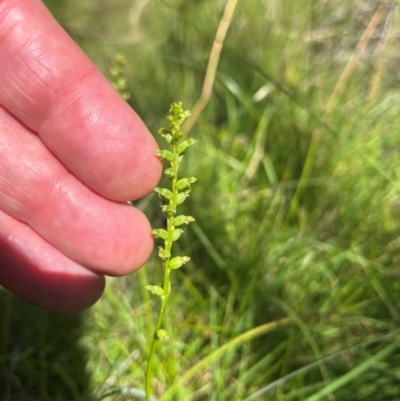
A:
3 0 400 400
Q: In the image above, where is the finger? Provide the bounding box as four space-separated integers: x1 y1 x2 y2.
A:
0 209 105 314
0 106 153 275
0 0 162 201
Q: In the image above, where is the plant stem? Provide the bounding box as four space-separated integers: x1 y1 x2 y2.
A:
145 235 173 399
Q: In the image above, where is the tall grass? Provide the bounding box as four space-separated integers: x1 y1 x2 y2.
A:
2 0 400 400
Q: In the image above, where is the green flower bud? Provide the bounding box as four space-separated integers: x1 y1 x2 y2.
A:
115 53 126 65
121 92 130 101
176 177 197 191
171 229 183 241
172 215 186 226
158 128 173 143
169 102 191 123
173 215 195 226
110 66 119 77
176 139 197 155
155 149 174 161
161 204 175 217
158 247 171 260
145 285 165 297
176 192 189 205
115 77 127 91
156 329 169 342
154 187 173 200
169 256 190 270
164 167 176 179
152 228 168 240
163 134 173 143
171 130 183 142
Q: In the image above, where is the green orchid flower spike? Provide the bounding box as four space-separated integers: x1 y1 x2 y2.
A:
109 54 130 101
145 102 196 401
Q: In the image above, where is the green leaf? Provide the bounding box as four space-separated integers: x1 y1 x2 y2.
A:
145 285 165 297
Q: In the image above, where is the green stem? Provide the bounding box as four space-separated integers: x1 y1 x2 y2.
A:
145 256 172 400
145 289 167 401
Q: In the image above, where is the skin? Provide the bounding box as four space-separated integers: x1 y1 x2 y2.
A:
0 0 162 313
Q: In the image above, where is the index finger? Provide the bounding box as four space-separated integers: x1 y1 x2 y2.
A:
0 0 162 201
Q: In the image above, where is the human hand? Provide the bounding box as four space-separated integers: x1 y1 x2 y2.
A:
0 0 162 313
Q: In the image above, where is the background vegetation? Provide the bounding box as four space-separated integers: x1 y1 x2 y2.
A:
2 0 400 400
